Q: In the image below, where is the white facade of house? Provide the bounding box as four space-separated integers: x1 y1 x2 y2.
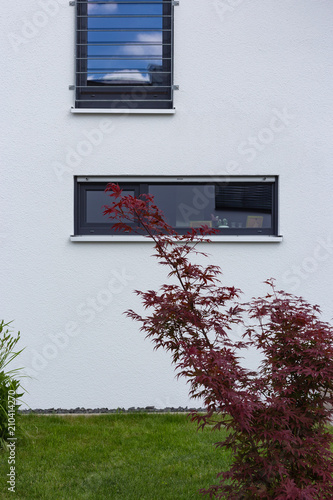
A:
1 1 333 410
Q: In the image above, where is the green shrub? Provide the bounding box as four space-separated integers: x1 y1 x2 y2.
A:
0 321 24 449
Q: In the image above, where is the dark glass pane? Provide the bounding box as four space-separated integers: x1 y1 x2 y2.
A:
148 183 273 231
86 189 134 223
149 184 217 229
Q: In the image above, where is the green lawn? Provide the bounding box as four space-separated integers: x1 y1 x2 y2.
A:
0 413 231 500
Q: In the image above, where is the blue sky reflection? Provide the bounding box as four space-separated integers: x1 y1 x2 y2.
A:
86 0 164 84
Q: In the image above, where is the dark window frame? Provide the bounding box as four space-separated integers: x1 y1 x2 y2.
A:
75 0 174 110
74 176 279 236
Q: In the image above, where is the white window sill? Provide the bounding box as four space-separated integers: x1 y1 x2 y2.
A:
70 108 176 115
70 235 283 243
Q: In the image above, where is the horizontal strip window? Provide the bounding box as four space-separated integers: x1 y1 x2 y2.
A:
74 176 279 236
75 0 174 110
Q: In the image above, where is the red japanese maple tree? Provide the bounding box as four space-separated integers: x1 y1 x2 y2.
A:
104 184 333 499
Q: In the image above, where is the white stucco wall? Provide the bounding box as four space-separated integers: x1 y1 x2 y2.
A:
1 0 333 409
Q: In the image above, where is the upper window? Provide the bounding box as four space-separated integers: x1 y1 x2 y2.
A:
75 0 174 110
74 176 279 236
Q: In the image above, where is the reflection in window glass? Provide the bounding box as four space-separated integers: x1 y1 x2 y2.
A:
75 178 277 235
149 185 216 228
86 189 134 223
76 0 173 108
86 0 165 85
149 183 272 230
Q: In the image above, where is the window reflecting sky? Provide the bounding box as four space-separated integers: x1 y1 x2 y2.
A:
86 0 165 84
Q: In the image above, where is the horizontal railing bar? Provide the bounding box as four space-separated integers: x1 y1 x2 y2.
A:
83 70 171 72
79 15 171 18
82 67 169 70
77 1 171 4
84 56 166 64
79 29 170 32
77 99 172 102
77 56 170 59
83 73 170 76
79 42 168 45
81 54 167 57
77 85 171 88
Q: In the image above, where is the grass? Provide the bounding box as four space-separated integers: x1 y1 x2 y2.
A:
0 413 231 500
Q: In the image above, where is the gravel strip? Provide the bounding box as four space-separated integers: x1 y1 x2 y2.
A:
19 406 206 415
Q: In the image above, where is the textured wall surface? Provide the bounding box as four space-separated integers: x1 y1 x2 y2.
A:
1 0 333 409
